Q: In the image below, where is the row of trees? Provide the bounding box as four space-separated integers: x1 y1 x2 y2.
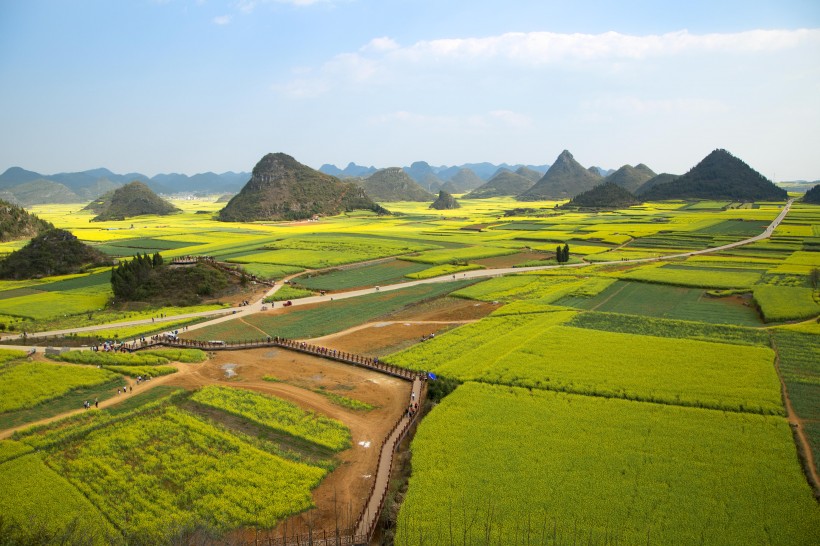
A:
110 252 163 300
555 243 571 263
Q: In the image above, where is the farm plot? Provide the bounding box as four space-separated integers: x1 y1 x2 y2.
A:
0 453 119 544
0 287 110 320
452 274 615 304
189 386 351 451
753 285 820 322
557 280 762 325
614 263 762 288
187 280 473 341
567 311 770 346
771 330 820 475
403 246 519 265
41 405 327 543
395 383 819 546
0 362 121 414
768 250 820 275
296 260 429 290
386 313 782 414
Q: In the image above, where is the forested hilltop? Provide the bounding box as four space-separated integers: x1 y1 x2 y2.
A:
641 149 787 201
0 228 110 279
91 181 180 221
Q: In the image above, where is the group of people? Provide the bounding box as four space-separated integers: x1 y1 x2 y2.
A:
91 340 128 353
82 398 98 410
419 333 436 342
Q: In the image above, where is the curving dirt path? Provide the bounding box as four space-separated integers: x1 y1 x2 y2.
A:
0 359 200 440
769 336 820 497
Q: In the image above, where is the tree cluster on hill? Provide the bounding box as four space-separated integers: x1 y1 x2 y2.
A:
0 199 54 242
111 253 230 306
802 184 820 204
556 243 570 263
0 228 110 279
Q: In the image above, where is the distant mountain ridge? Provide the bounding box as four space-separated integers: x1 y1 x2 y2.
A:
319 161 550 185
0 167 251 203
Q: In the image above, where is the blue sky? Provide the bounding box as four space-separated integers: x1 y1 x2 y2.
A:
1 0 818 180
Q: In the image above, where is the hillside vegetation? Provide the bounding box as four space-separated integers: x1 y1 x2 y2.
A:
111 253 235 306
802 183 820 204
0 200 54 242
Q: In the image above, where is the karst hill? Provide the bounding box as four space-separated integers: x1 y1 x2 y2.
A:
517 150 602 200
430 190 460 210
802 184 820 204
604 164 657 193
218 153 388 222
466 168 538 198
0 228 110 279
640 149 787 201
0 199 54 242
91 181 181 221
357 168 434 202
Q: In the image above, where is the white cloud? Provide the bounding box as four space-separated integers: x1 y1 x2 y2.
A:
361 37 399 53
213 15 232 25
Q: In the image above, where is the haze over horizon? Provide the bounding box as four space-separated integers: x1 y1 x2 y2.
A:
1 0 819 180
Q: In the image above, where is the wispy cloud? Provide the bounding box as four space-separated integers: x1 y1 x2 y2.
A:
213 15 232 25
274 29 820 98
391 29 820 65
369 109 533 130
236 0 339 13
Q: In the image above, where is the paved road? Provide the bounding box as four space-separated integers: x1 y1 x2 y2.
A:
1 199 793 348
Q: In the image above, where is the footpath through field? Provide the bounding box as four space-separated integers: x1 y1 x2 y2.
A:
0 199 794 347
